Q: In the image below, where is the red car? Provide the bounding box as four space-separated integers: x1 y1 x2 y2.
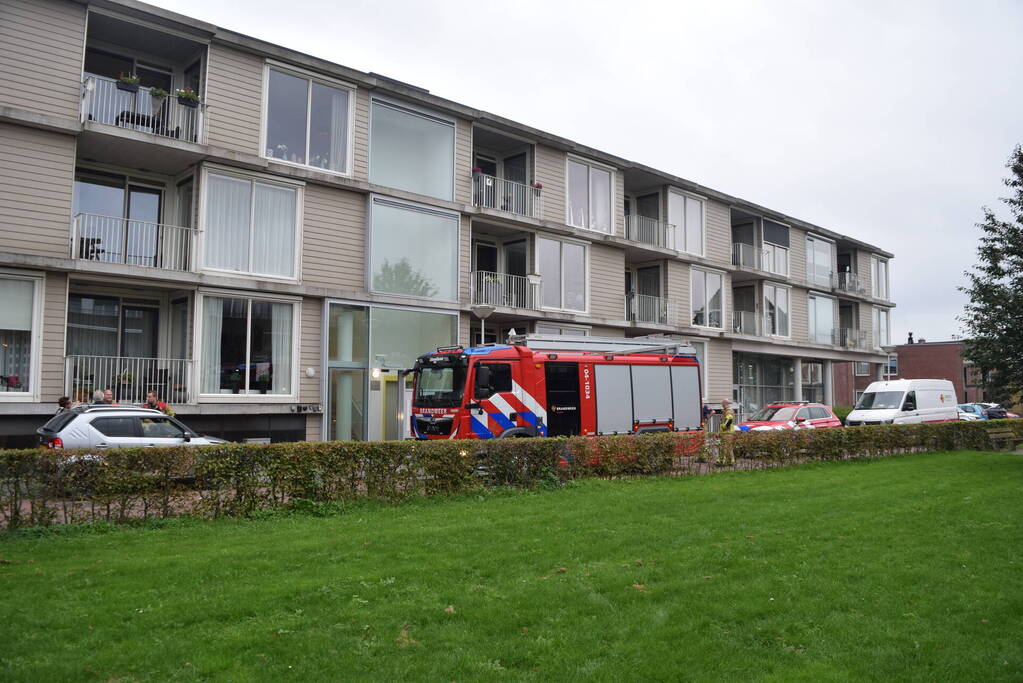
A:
737 402 843 431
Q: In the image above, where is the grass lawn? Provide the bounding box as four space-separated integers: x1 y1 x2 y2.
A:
1 451 1021 681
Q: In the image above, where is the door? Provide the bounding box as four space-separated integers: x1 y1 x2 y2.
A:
474 154 498 208
634 193 661 243
89 416 140 448
474 242 501 306
545 362 580 437
328 368 367 441
503 152 528 213
636 266 662 323
139 416 190 447
127 185 162 267
504 240 529 306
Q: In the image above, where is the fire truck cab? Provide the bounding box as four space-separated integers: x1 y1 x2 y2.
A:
411 334 703 439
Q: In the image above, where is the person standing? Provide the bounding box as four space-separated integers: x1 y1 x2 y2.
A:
56 396 74 414
716 398 736 466
102 389 116 405
91 389 106 405
142 390 175 416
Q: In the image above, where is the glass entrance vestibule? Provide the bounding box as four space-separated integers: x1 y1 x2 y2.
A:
325 302 458 442
732 352 833 419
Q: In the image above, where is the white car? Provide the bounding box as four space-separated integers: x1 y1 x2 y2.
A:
37 406 227 449
958 410 981 421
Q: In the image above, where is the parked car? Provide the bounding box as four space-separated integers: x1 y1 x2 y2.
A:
978 402 1010 419
37 406 227 450
846 379 959 425
958 408 982 421
738 402 843 430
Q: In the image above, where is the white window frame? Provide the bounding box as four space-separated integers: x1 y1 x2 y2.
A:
807 292 835 345
260 61 357 177
763 282 791 338
667 188 706 257
687 338 709 398
690 267 725 330
565 154 616 234
763 240 789 277
194 288 301 403
198 164 304 282
872 255 890 300
535 323 591 336
873 306 890 348
0 269 44 402
806 234 834 287
368 97 457 202
536 235 589 313
854 361 870 376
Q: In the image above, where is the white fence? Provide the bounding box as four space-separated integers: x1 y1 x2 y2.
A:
626 293 675 325
471 271 539 309
65 356 193 405
624 215 675 249
732 310 764 335
732 242 769 270
472 173 543 219
81 75 206 144
71 213 195 271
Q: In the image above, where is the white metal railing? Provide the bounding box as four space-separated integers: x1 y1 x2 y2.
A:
809 329 837 345
472 173 543 219
732 242 769 270
81 75 206 144
624 215 675 249
732 310 763 335
471 271 540 309
832 271 866 295
65 356 194 406
626 293 675 325
71 213 195 271
839 328 868 349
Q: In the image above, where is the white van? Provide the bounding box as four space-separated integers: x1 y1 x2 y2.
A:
846 379 959 426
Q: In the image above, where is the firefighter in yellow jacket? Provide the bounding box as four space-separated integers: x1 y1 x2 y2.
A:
717 398 736 466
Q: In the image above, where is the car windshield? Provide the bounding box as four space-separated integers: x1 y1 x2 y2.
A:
855 391 904 410
750 406 798 422
413 356 467 408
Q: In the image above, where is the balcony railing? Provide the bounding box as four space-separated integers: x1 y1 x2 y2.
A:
472 173 543 219
624 215 675 249
839 328 868 349
831 271 865 294
626 293 675 325
471 271 540 309
732 310 763 335
732 242 769 271
81 75 206 144
71 213 195 271
65 355 194 405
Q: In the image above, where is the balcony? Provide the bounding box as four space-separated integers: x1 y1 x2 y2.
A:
732 310 764 336
472 173 543 220
65 355 194 405
71 213 196 272
732 242 769 271
839 328 869 349
471 271 540 310
624 216 675 249
831 272 865 295
626 293 676 326
81 76 206 144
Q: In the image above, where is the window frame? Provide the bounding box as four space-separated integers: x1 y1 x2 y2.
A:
0 270 44 403
805 234 835 287
807 292 835 345
872 255 890 300
690 267 725 330
260 61 357 178
667 188 706 257
687 338 709 399
536 235 589 313
368 97 457 201
873 306 891 348
565 154 616 234
198 164 304 282
763 282 791 338
534 323 591 336
854 361 870 376
194 289 301 403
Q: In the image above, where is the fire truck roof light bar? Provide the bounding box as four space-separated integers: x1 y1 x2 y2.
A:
507 334 696 356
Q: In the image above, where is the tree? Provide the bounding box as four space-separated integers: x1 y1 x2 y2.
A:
959 145 1023 403
373 258 438 298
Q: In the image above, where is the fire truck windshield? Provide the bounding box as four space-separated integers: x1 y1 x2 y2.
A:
413 356 467 408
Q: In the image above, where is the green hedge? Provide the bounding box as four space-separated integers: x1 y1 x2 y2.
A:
0 420 1017 530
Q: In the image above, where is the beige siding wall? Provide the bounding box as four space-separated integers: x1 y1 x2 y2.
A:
302 185 366 291
665 260 690 324
704 337 733 402
704 199 732 267
0 124 75 258
589 325 625 337
458 311 470 346
305 413 321 441
0 0 85 120
788 226 807 283
860 302 874 341
857 249 873 295
590 243 624 319
454 118 472 205
535 144 565 224
205 43 263 154
41 271 68 402
614 169 625 238
790 286 808 342
352 89 370 180
299 297 321 405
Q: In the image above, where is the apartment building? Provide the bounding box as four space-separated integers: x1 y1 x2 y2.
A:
0 0 895 446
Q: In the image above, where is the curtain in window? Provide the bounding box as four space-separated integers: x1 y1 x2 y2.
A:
201 297 223 393
204 174 251 272
66 296 119 356
310 82 349 173
0 280 33 391
252 183 296 277
270 302 292 394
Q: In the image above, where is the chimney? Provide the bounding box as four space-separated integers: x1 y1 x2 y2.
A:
907 332 914 344
918 338 926 344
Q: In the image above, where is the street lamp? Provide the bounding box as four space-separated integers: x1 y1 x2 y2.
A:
470 304 496 346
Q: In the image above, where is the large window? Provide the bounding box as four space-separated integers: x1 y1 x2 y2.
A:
369 199 458 301
567 158 613 233
370 101 455 200
538 237 586 311
667 190 704 255
807 294 834 344
764 283 790 337
0 276 39 397
854 361 870 376
763 241 789 276
200 295 296 397
806 236 833 287
264 67 352 174
873 307 890 348
872 256 890 300
691 268 723 328
202 171 298 279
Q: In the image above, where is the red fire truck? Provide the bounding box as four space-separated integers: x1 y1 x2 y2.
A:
410 334 703 439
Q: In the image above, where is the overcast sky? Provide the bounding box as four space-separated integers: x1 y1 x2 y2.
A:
152 0 1023 343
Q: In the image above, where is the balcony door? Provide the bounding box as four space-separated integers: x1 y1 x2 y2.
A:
627 266 662 322
73 171 164 267
473 238 530 308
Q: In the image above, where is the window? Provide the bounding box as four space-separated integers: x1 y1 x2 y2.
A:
567 158 613 233
888 356 898 375
535 325 589 336
667 190 704 255
475 362 512 399
538 237 586 311
264 67 352 174
873 307 890 348
872 256 890 300
0 276 40 397
140 417 186 439
91 417 137 438
807 294 834 344
763 242 789 276
369 198 458 301
691 269 723 328
806 236 833 287
854 361 870 376
854 390 864 404
689 339 708 397
200 295 296 396
370 101 455 200
810 406 831 419
764 283 789 337
202 171 298 279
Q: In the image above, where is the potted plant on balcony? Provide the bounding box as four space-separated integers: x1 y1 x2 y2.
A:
149 87 168 104
255 374 271 394
116 73 140 93
175 87 200 108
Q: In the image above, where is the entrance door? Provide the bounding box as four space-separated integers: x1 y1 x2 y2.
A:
120 306 159 358
545 362 580 436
